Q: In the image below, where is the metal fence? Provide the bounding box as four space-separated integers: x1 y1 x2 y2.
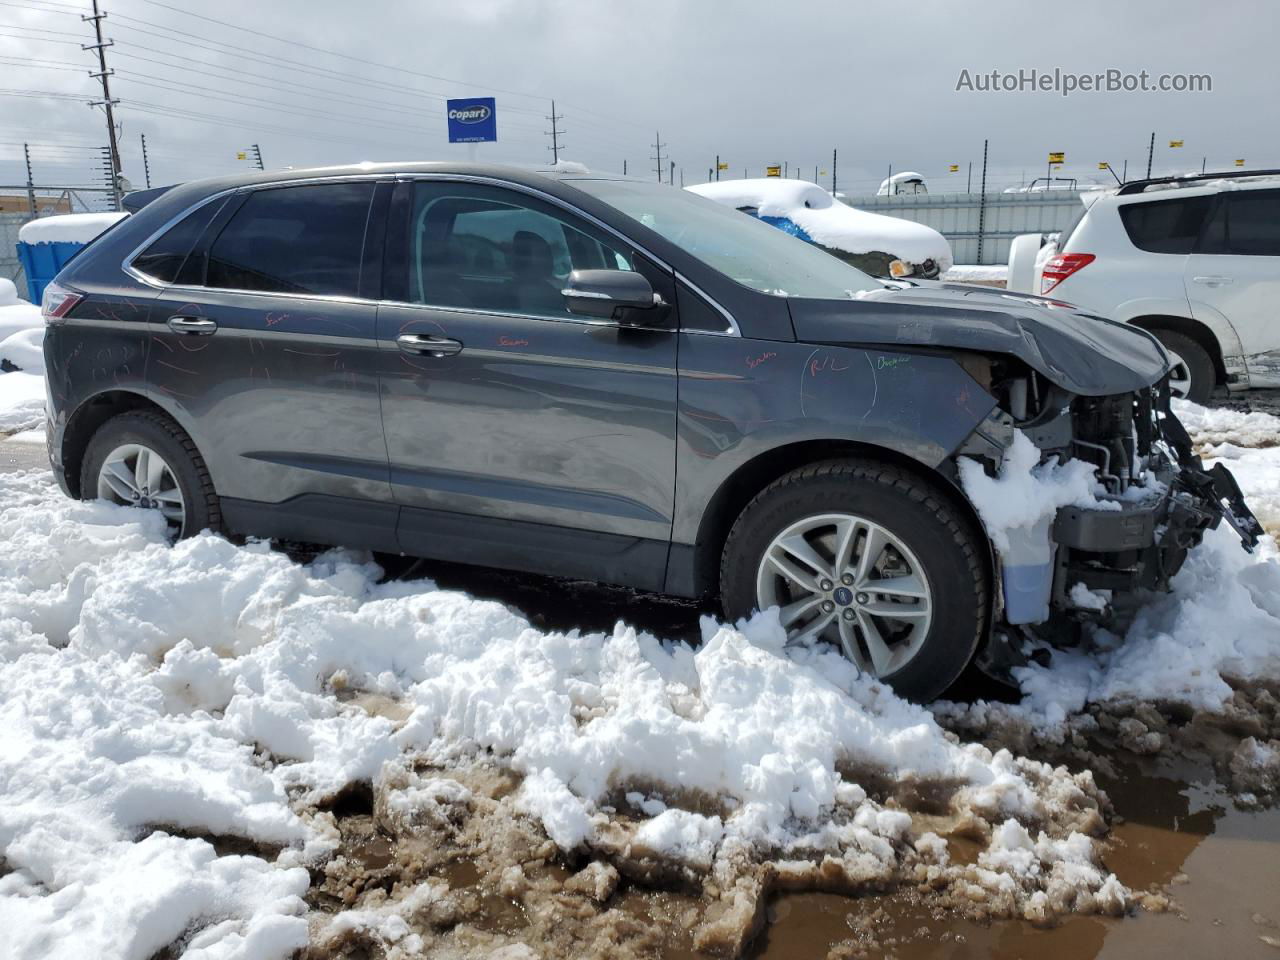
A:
841 191 1086 265
1 213 29 300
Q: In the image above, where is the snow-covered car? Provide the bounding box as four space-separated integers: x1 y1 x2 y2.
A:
41 163 1261 701
688 178 952 279
1008 170 1280 402
877 171 928 196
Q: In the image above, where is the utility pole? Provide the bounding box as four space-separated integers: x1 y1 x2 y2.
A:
669 160 675 185
967 161 972 194
976 139 989 265
679 167 683 187
1146 131 1154 178
715 154 720 182
23 143 37 217
140 132 151 188
814 164 818 183
622 159 627 176
832 148 837 195
250 143 264 171
1122 159 1127 182
83 0 123 210
545 100 564 166
784 161 788 178
651 131 665 183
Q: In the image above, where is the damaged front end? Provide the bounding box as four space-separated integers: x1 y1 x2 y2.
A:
954 355 1264 674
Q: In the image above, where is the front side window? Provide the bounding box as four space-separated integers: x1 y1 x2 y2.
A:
1117 194 1214 254
1199 189 1280 257
206 182 375 296
571 179 882 299
408 181 633 317
131 197 227 285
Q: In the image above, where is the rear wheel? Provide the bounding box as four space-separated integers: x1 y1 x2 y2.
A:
81 411 221 539
720 460 988 702
1151 330 1214 403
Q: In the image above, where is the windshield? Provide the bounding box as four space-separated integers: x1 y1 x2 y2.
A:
571 179 882 298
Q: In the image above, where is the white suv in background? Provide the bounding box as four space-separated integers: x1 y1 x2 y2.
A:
1013 171 1280 402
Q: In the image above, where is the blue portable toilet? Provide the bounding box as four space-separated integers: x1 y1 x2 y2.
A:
16 212 129 303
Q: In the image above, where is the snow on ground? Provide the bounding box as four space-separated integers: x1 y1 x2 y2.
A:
0 470 1120 959
687 179 953 270
0 372 45 434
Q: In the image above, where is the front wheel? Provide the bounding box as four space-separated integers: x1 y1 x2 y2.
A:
81 410 222 539
720 460 988 702
1151 330 1215 404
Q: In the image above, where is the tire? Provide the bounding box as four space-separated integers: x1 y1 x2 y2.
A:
720 459 988 702
1151 330 1215 404
80 410 222 539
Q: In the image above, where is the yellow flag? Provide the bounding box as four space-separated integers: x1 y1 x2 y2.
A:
236 151 247 160
1169 140 1184 148
948 164 959 172
1098 162 1109 170
1235 158 1246 167
717 162 729 170
1048 151 1065 164
765 165 781 177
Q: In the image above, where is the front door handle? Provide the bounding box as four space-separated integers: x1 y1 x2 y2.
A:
1192 275 1234 285
167 315 218 335
397 333 463 357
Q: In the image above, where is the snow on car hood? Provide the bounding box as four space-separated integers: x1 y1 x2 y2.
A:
789 280 1173 397
686 179 953 270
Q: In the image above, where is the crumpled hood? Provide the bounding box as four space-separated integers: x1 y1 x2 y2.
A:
788 280 1172 396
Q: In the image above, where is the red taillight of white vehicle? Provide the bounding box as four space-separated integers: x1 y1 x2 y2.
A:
41 281 83 324
1040 253 1095 294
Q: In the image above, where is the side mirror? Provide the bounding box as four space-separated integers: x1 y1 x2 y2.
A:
562 269 665 322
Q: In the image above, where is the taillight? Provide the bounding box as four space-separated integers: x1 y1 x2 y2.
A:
1040 253 1095 294
41 281 83 324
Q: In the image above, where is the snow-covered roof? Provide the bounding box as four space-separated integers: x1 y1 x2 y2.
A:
18 211 129 245
687 178 952 268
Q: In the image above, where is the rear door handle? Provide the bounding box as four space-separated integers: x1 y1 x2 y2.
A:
1192 275 1234 285
167 315 218 335
397 333 463 357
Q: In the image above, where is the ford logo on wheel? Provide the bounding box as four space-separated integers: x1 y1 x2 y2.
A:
449 105 491 124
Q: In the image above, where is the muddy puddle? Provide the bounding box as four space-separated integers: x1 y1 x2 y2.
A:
751 760 1280 959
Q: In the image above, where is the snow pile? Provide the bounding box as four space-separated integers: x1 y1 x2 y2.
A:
1172 398 1280 449
0 328 45 375
957 430 1110 553
687 179 953 270
0 291 42 344
876 171 927 196
0 372 45 433
0 470 1125 958
17 211 128 245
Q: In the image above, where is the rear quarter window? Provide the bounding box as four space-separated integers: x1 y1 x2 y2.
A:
205 182 376 296
1117 195 1214 254
130 198 227 285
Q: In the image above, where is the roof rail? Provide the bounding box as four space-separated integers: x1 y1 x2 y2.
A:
1116 168 1280 195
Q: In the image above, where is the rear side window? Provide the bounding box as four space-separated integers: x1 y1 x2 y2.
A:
131 198 226 284
206 182 375 296
1198 190 1280 256
1118 195 1214 254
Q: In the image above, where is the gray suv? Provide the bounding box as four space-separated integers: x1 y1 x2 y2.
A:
41 163 1261 700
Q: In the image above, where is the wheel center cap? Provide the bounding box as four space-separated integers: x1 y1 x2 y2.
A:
833 586 854 606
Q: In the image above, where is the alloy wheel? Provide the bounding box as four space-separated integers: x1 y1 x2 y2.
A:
96 442 186 533
756 512 933 676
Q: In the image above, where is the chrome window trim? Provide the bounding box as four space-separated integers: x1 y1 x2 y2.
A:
674 272 741 337
118 170 741 338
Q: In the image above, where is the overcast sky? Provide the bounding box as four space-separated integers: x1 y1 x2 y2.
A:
1 0 1275 205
